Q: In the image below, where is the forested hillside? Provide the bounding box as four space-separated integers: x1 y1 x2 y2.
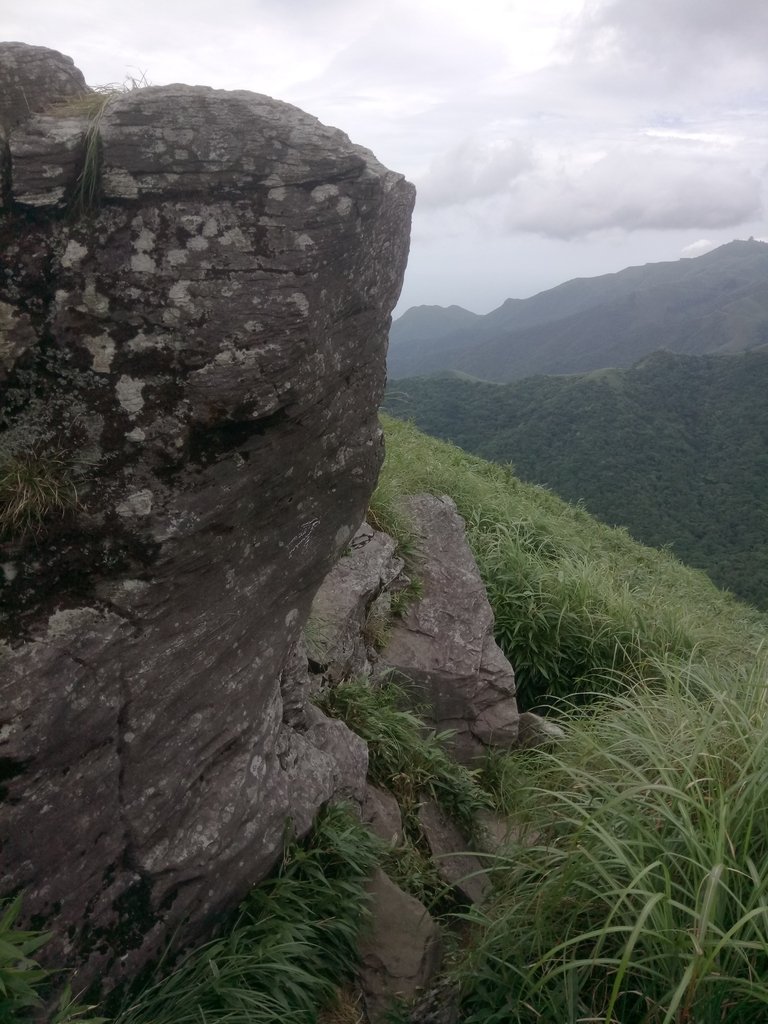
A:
384 347 768 609
389 239 768 380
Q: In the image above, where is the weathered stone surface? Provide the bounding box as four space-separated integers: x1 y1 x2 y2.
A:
517 711 566 748
308 522 402 681
417 801 490 905
0 42 87 131
362 784 404 846
358 869 442 1023
407 979 461 1024
10 114 88 208
0 42 88 212
474 808 514 854
380 495 518 761
0 45 414 993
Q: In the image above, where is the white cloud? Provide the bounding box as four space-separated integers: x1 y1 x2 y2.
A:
506 145 762 239
681 239 716 258
418 138 533 207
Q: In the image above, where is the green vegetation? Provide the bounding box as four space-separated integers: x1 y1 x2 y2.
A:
458 658 768 1023
0 895 103 1023
375 418 768 1022
384 346 768 609
0 895 52 1021
388 239 768 380
317 680 487 838
113 804 379 1024
0 449 79 536
317 680 488 906
375 415 767 708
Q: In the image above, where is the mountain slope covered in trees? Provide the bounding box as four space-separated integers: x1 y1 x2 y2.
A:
384 347 768 609
389 239 768 381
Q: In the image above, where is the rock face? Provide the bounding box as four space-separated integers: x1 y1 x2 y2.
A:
417 801 490 906
0 41 87 132
307 521 403 681
358 868 443 1023
380 495 519 761
0 42 414 991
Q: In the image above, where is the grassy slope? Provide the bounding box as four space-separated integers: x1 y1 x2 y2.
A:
375 415 767 709
380 416 768 1024
383 347 768 610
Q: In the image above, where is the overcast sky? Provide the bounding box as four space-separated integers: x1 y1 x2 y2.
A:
6 0 767 313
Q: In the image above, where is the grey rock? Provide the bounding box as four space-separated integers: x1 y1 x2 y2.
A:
406 978 461 1024
10 114 88 208
474 808 514 854
380 495 518 761
0 46 414 992
362 784 404 846
517 711 566 749
0 42 87 131
308 523 402 681
417 800 490 905
358 868 442 1024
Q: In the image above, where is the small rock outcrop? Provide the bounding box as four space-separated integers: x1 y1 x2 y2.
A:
307 522 403 681
0 41 87 133
0 42 414 990
380 495 519 761
358 868 443 1023
417 801 490 905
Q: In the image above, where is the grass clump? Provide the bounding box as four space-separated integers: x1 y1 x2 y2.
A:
317 680 489 908
378 415 768 707
114 804 380 1024
317 680 488 839
456 657 768 1024
47 74 150 215
0 449 79 537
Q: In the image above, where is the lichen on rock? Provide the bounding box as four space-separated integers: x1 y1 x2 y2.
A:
0 41 414 991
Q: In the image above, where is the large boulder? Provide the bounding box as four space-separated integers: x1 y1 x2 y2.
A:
380 495 518 761
0 43 414 992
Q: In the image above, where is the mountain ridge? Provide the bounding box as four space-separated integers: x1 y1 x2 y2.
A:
389 239 768 380
383 345 768 609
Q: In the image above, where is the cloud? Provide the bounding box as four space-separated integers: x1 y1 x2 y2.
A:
507 145 762 239
681 239 716 258
414 135 763 240
572 0 768 91
417 138 533 207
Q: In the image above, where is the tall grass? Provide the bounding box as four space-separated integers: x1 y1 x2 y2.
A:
317 681 489 908
316 680 487 839
113 804 380 1024
379 416 768 707
457 657 768 1023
